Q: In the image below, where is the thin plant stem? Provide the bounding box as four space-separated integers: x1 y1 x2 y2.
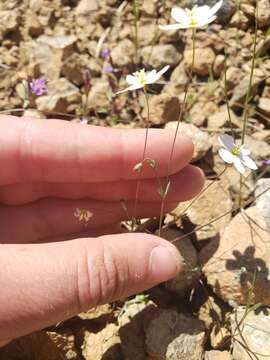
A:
133 87 150 228
132 0 140 66
224 54 235 140
158 27 196 236
191 27 196 77
241 14 258 145
239 5 258 208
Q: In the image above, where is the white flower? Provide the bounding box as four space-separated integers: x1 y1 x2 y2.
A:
116 66 169 94
159 0 223 30
74 208 93 225
218 134 258 174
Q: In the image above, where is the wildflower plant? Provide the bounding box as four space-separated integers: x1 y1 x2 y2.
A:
218 134 258 174
2 3 270 354
116 66 169 94
158 0 223 30
116 65 169 224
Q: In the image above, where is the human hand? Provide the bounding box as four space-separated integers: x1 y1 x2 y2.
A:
0 115 204 345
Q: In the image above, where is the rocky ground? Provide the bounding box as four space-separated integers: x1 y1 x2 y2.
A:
0 0 270 359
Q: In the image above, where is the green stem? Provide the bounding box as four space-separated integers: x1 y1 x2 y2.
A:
241 12 258 145
133 87 150 228
132 0 140 66
239 5 258 208
224 54 235 141
191 27 196 74
158 28 196 236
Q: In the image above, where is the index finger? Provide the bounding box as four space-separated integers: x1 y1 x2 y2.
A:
0 115 193 184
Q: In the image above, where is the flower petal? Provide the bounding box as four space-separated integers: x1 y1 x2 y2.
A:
208 0 223 17
218 148 234 164
146 66 169 84
241 147 251 156
146 70 158 84
116 84 143 94
171 7 189 23
158 23 184 30
126 75 137 85
196 15 217 27
156 65 170 78
241 155 258 171
233 157 246 174
218 134 235 150
193 5 211 20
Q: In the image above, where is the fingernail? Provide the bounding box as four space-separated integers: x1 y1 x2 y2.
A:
149 245 181 283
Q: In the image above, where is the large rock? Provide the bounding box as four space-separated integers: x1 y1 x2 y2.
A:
82 324 122 360
36 78 80 113
87 80 111 110
255 178 270 230
213 54 225 76
165 179 232 244
231 306 270 360
208 108 240 129
37 35 77 58
142 94 180 125
25 41 62 80
170 62 189 86
160 227 200 293
229 10 250 30
245 135 270 166
257 0 270 27
223 66 241 90
145 310 205 360
141 0 157 17
78 304 114 322
138 22 157 46
205 351 232 360
258 97 270 116
24 9 43 37
230 74 264 109
165 122 212 162
62 53 92 86
0 9 20 36
184 47 215 76
190 101 219 127
111 39 135 67
0 332 64 360
76 0 98 13
118 296 157 360
26 35 77 80
141 44 181 68
200 207 270 306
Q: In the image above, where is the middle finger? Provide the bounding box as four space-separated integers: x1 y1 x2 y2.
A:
0 165 204 205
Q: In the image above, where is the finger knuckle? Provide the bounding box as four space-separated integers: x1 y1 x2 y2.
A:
75 241 128 312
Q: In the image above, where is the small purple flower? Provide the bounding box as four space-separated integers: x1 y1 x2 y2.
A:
30 77 47 96
83 69 91 90
264 159 270 166
103 65 114 74
101 49 110 60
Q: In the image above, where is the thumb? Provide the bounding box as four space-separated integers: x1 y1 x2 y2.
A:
0 233 182 343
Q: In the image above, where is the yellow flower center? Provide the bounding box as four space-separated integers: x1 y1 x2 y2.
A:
186 8 198 26
135 69 147 87
231 146 241 156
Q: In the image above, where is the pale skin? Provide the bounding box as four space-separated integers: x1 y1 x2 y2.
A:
0 115 204 346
